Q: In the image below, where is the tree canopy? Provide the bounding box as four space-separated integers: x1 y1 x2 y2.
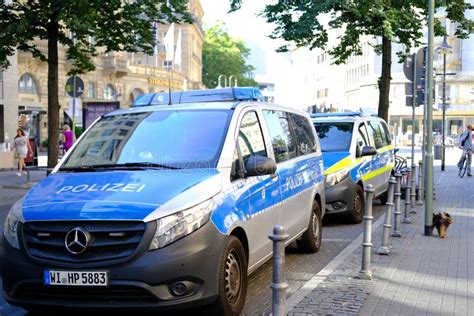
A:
0 0 192 169
202 22 257 89
229 0 473 120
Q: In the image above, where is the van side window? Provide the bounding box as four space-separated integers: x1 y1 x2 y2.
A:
380 121 392 145
262 110 297 163
368 121 389 149
357 123 370 156
231 147 244 181
289 113 317 156
238 111 267 163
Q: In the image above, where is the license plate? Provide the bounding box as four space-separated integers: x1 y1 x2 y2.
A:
44 270 108 286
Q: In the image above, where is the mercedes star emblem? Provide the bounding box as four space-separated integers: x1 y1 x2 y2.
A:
64 227 90 255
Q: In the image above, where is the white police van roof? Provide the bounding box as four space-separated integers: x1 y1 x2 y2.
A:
311 112 381 122
106 87 309 117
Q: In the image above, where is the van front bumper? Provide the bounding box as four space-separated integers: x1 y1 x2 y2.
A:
324 176 357 215
1 221 225 311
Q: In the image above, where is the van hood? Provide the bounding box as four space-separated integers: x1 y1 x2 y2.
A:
322 151 352 174
22 170 222 221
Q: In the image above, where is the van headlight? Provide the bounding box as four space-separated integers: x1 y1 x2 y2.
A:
148 199 214 250
325 168 350 187
3 198 24 250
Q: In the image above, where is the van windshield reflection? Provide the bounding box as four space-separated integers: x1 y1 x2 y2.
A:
62 110 231 169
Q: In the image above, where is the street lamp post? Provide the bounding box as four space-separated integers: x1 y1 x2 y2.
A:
438 36 452 172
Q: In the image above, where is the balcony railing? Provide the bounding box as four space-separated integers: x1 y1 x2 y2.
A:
101 56 129 76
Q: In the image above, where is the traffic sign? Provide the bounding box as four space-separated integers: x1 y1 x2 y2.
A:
65 76 84 98
403 54 414 81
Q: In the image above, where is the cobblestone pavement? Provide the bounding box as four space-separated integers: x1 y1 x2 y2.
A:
289 165 474 316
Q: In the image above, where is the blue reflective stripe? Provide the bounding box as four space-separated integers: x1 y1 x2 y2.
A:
211 155 324 234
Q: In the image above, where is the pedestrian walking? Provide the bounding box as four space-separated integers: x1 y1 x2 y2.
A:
62 124 75 153
457 124 472 177
12 128 32 176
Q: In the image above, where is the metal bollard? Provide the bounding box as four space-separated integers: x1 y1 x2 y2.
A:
378 177 396 255
410 164 417 214
358 184 374 280
402 168 412 224
269 225 289 316
417 160 423 205
392 173 403 237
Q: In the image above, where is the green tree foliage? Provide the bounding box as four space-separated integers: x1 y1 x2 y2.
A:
0 0 192 169
230 0 473 121
203 22 257 89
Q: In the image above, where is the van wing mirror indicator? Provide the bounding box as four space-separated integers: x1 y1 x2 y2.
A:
361 146 377 156
245 155 277 177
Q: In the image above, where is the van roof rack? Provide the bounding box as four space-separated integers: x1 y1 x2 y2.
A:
133 87 264 107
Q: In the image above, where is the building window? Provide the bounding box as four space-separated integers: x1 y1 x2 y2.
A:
317 89 328 99
103 84 116 100
163 60 173 69
88 82 97 99
18 73 38 94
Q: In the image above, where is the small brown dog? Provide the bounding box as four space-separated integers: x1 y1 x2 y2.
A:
433 212 453 238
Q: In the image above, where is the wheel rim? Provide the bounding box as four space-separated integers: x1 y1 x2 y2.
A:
354 191 363 215
312 212 320 242
225 250 242 306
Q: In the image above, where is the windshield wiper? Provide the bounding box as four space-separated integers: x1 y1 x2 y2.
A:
59 162 179 172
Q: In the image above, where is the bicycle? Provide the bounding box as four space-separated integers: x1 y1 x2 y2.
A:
458 149 470 178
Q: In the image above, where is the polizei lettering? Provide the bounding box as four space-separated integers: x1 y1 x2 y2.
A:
56 183 146 194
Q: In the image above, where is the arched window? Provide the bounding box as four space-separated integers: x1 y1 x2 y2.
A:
129 88 144 104
103 84 116 100
19 73 38 94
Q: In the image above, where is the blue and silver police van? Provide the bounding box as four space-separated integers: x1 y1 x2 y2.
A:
2 88 325 315
312 112 394 223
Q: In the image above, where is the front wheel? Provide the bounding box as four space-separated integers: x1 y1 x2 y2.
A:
347 185 364 224
297 200 322 253
213 236 248 316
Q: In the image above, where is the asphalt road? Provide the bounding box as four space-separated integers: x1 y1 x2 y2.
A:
0 182 387 316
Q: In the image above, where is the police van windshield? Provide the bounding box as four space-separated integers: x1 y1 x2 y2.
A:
314 122 354 152
63 110 232 169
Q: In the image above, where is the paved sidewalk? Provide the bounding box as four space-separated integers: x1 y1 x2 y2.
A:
289 165 474 316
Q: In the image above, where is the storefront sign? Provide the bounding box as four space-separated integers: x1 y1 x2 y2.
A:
83 102 120 129
148 77 182 90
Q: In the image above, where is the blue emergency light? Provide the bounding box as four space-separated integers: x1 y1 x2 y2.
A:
133 87 264 107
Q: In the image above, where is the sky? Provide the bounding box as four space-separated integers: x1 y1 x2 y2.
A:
199 0 291 80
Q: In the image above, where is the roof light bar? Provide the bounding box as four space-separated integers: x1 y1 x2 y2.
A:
133 87 264 107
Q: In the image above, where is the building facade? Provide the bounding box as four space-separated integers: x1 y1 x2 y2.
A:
2 0 204 149
291 7 474 146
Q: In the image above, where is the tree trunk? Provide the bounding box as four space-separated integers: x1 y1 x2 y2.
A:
47 16 60 171
378 36 392 122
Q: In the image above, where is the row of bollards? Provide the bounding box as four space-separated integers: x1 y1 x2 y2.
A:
269 161 425 313
357 162 425 280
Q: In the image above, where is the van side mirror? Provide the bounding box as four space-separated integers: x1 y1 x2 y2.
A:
361 146 377 156
245 155 277 177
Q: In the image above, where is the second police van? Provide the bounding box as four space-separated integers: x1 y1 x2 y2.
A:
312 113 395 223
2 88 325 315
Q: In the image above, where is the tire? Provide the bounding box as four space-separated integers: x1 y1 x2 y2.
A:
347 185 364 224
213 236 248 316
297 200 322 253
379 190 388 205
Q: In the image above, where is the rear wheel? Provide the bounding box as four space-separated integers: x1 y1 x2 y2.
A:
213 236 248 316
347 185 364 224
379 190 388 205
297 200 322 253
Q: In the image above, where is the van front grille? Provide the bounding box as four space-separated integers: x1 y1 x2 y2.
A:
22 221 146 263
